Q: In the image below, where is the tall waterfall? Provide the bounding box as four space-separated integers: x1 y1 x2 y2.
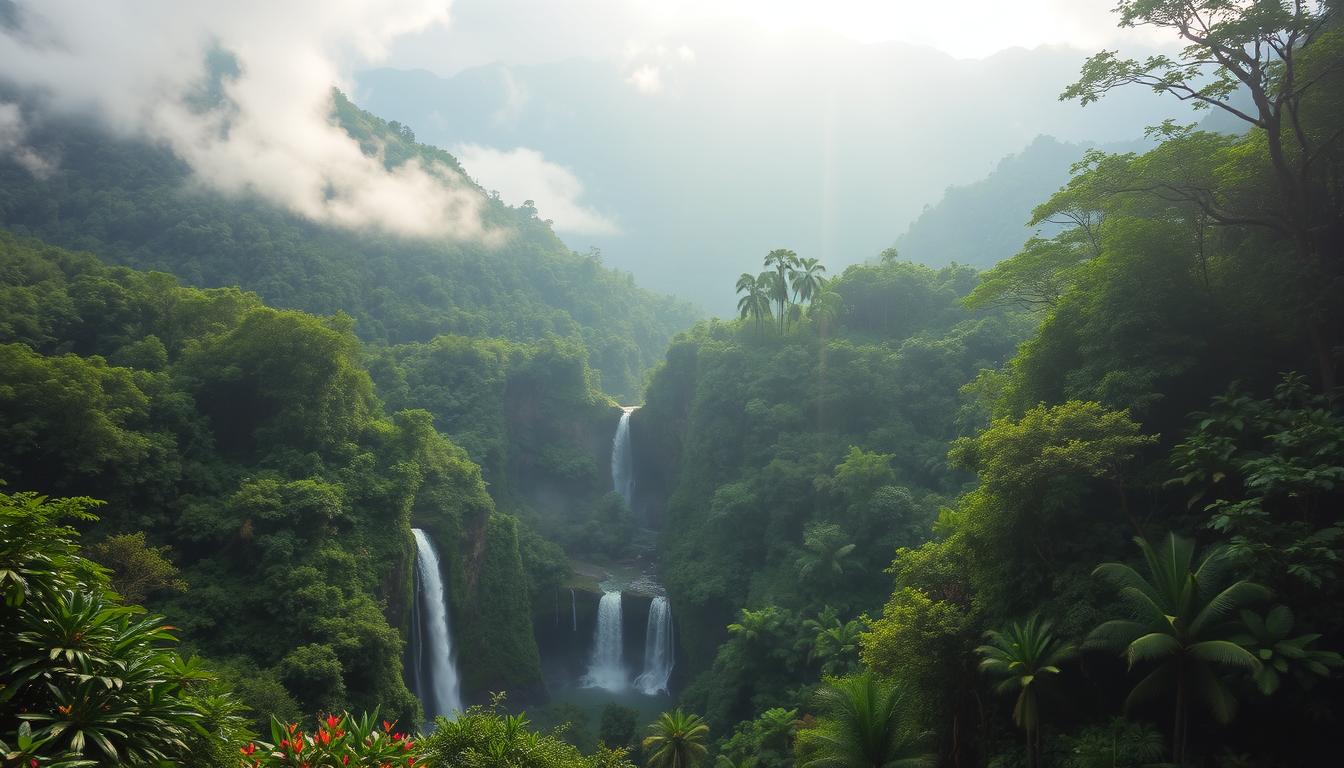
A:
410 528 463 719
634 596 675 695
582 591 626 691
611 407 636 507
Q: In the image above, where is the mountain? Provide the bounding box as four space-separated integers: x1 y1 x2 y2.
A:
0 91 696 400
354 36 1197 312
891 135 1149 269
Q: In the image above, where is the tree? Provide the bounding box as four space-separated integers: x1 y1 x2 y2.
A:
791 257 829 308
794 674 934 768
642 709 710 768
736 272 774 336
1063 0 1344 387
975 615 1076 768
796 523 859 582
84 531 187 604
1086 533 1269 764
805 610 866 677
599 704 638 750
763 249 801 334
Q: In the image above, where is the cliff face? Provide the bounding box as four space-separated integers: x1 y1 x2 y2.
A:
400 414 546 703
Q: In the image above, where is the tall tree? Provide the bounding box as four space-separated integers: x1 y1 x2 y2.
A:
763 249 801 334
736 272 774 335
791 257 829 308
1086 533 1269 764
1063 0 1344 387
976 615 1076 768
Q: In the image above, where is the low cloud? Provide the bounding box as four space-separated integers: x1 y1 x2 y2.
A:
626 65 664 95
0 101 54 177
0 1 498 242
454 144 618 236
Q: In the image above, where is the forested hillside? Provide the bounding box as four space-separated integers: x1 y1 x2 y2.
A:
633 259 1031 727
1 2 1342 768
0 231 544 718
0 91 696 400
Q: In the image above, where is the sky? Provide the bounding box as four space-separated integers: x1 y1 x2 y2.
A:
0 0 1188 309
382 0 1174 75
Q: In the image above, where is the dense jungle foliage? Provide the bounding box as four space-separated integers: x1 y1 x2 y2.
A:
1 2 1343 767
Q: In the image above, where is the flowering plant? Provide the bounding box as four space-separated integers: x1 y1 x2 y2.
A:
240 712 423 768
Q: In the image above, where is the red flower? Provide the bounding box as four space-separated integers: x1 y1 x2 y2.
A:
326 714 341 730
240 742 256 756
292 736 306 754
343 756 350 766
280 739 290 750
318 730 332 746
382 720 393 733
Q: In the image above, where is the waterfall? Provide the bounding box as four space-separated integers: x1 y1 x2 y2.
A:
634 596 675 695
410 528 463 719
570 588 577 632
611 407 636 507
582 591 626 691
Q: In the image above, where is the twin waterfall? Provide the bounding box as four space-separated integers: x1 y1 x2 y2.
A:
409 528 463 719
580 406 675 695
582 591 675 696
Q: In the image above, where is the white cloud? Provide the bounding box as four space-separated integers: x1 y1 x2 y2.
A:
454 144 618 236
626 65 663 94
0 1 500 242
0 102 55 177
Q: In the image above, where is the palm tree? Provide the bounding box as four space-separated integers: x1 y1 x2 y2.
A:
727 606 785 646
1087 533 1269 764
643 709 710 768
796 522 858 582
763 248 800 333
736 272 773 336
808 614 866 677
976 615 1076 768
791 257 828 308
794 674 934 768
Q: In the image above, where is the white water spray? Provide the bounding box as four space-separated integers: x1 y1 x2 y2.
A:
410 528 463 719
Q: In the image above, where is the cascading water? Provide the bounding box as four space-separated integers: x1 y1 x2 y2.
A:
634 596 675 695
570 588 577 632
611 407 636 507
582 591 626 691
410 528 463 719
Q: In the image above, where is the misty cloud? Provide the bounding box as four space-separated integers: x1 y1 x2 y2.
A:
0 101 53 177
0 0 499 242
454 144 618 236
626 65 664 95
